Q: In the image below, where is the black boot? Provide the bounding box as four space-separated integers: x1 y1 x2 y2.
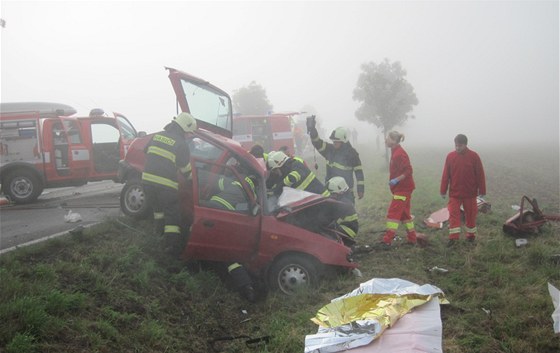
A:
163 233 183 257
154 219 165 236
228 263 256 302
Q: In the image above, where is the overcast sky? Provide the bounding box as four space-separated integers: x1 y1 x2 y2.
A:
1 0 558 148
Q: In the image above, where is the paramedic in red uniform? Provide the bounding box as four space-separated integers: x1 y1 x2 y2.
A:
382 131 419 246
440 134 486 245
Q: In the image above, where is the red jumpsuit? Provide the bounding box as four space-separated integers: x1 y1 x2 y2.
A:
383 144 417 245
440 147 486 240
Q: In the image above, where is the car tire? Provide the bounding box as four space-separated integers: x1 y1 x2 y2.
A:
120 179 151 219
3 169 43 204
268 254 320 295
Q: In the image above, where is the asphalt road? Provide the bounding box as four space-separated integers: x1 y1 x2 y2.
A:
0 180 124 254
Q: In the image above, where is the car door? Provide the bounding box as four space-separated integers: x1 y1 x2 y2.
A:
60 117 91 178
41 117 90 179
83 113 139 176
167 67 233 138
113 113 139 157
186 153 261 263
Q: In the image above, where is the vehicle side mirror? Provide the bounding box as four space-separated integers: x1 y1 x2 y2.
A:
138 131 147 137
252 204 260 216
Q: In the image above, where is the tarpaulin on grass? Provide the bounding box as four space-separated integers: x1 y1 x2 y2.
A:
304 278 448 353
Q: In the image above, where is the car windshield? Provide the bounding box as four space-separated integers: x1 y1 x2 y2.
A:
180 79 232 133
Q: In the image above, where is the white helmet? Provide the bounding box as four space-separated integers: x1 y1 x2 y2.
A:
327 176 349 194
174 112 197 132
330 127 348 143
267 151 289 169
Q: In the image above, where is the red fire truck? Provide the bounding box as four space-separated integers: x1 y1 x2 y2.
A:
232 113 299 155
0 102 142 204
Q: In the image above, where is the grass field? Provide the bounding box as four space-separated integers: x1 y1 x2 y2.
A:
1 143 559 353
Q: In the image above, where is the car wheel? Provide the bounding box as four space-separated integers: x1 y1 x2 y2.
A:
268 255 320 295
3 169 43 204
120 180 151 219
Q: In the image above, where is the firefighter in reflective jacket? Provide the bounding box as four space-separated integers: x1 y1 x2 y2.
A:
326 176 359 246
207 175 257 211
307 116 364 204
206 175 258 302
141 112 196 256
266 150 330 197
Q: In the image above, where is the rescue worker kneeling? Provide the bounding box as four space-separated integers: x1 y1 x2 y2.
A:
141 112 196 256
266 150 330 197
204 175 258 302
325 176 359 248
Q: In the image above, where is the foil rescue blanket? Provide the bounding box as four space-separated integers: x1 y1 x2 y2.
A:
304 278 448 353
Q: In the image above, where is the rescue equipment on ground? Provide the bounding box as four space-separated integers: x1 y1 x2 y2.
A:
424 196 491 229
305 278 448 353
502 195 560 235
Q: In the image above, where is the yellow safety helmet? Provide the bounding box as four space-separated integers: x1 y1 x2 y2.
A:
174 112 197 133
326 176 349 194
330 127 348 143
267 151 289 169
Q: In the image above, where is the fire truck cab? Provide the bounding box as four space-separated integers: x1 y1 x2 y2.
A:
0 102 141 204
232 113 297 155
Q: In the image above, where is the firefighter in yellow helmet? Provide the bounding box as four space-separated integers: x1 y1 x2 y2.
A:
266 150 330 197
326 176 359 247
203 163 258 302
307 116 364 204
141 112 197 256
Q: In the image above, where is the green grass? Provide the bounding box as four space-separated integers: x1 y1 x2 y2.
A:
0 145 559 352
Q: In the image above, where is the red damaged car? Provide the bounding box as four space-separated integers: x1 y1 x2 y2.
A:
117 67 358 294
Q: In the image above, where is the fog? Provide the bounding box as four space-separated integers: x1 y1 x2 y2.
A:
1 1 558 149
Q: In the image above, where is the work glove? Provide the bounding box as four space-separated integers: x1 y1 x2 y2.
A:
306 115 316 134
389 178 399 186
184 171 192 181
357 191 364 200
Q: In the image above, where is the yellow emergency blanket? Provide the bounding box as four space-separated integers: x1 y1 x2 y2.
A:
312 293 446 329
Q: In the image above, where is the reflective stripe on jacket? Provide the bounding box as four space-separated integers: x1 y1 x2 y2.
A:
310 127 364 196
142 125 190 190
281 157 329 196
209 177 256 211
